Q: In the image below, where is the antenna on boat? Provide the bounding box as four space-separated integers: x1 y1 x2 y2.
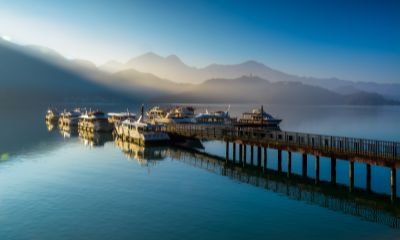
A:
141 104 144 122
261 105 264 127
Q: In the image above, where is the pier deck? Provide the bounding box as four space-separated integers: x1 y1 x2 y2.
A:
162 124 400 166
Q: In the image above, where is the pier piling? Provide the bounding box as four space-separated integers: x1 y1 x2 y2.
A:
366 164 371 192
349 161 354 192
302 154 307 177
391 168 397 202
250 145 254 166
315 156 320 183
287 151 292 177
278 149 282 172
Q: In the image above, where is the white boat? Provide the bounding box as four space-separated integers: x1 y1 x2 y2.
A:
115 112 170 145
108 111 136 124
78 111 113 132
238 106 281 128
147 106 196 124
195 106 235 125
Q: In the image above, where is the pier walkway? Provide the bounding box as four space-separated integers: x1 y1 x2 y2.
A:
160 124 400 202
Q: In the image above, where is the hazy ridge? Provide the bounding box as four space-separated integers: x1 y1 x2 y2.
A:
0 39 398 106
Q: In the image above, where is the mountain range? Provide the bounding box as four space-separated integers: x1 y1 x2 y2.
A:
0 38 398 106
100 52 400 101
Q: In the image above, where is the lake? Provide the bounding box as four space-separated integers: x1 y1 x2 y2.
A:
0 104 399 239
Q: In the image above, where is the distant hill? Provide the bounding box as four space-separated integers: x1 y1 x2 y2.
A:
0 40 186 105
1 40 397 106
100 52 400 101
156 76 398 105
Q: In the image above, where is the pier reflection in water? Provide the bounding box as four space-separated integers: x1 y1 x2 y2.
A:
51 123 400 230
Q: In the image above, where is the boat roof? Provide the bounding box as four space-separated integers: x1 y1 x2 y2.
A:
80 111 107 119
242 109 277 120
108 112 136 117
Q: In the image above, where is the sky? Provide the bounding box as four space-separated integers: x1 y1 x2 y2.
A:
0 0 399 83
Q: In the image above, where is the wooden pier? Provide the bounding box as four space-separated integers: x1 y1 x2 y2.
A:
160 123 400 202
162 124 400 165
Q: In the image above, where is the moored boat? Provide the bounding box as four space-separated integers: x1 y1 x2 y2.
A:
108 111 136 125
237 106 281 128
195 106 236 125
78 111 113 132
115 106 170 145
147 106 196 124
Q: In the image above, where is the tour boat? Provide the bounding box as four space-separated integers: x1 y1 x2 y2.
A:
238 106 281 128
108 111 136 124
147 106 195 124
78 111 113 132
195 106 235 125
115 106 170 144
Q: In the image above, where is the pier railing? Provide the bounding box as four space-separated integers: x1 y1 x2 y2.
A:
161 124 400 163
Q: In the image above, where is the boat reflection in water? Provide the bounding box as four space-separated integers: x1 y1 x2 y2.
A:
45 120 56 132
59 125 78 139
50 118 400 229
78 129 113 147
114 137 168 166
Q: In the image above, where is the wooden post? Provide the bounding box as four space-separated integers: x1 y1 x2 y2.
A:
349 161 354 192
302 153 307 177
257 146 262 167
225 141 229 162
250 145 254 166
278 149 282 172
263 147 268 172
366 163 371 192
239 144 243 163
243 144 247 165
287 151 292 177
391 168 397 203
331 157 336 184
315 155 320 183
233 143 236 163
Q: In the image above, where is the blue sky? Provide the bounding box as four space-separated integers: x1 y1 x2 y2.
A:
0 0 399 82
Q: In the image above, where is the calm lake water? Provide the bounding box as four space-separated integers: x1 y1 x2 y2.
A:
0 104 399 239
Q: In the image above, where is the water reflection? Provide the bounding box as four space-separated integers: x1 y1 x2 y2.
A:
166 148 400 229
51 122 400 229
115 137 168 166
78 130 113 147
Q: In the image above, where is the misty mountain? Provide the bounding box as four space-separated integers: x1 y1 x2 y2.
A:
1 40 397 107
156 76 398 105
0 40 191 105
100 52 400 101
